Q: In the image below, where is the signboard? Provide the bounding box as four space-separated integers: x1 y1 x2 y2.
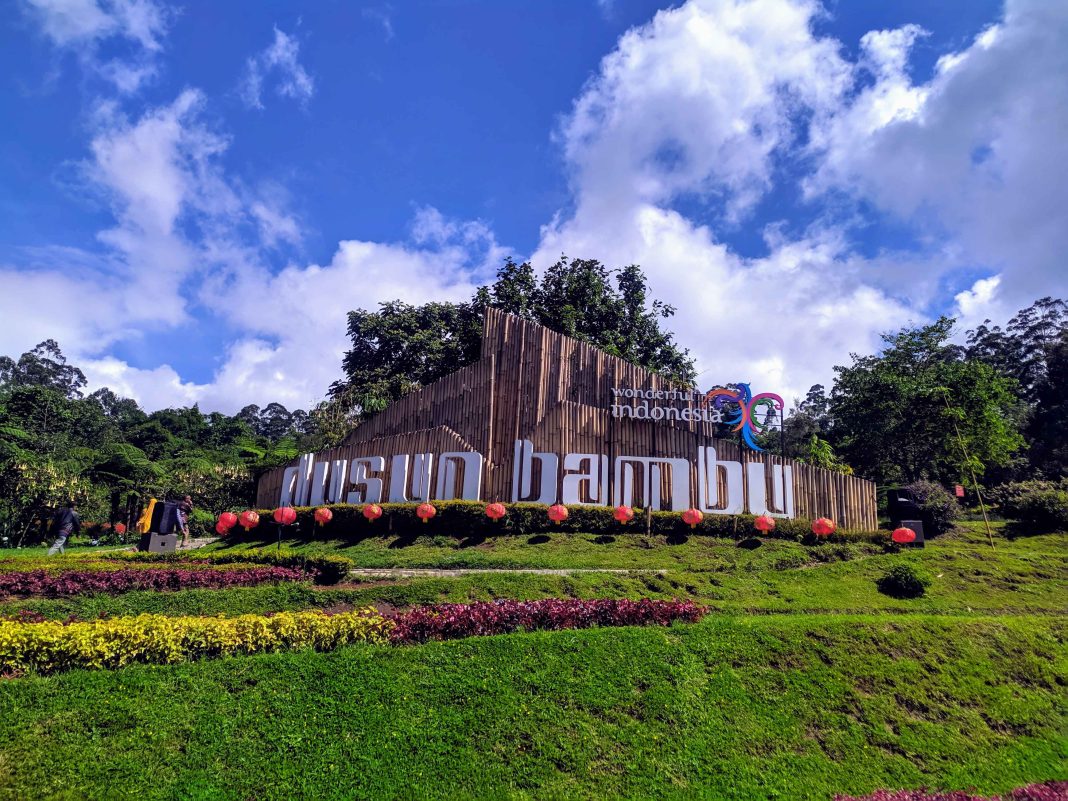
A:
278 440 796 518
954 484 965 498
610 382 784 451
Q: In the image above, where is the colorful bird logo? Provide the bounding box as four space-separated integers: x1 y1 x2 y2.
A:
703 382 784 451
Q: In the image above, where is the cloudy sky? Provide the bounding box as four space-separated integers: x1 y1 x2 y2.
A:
2 0 1065 413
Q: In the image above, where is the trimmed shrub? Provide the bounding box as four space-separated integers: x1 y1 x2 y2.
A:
0 566 307 598
876 564 930 599
901 480 961 537
116 549 355 585
0 609 392 675
389 598 705 644
834 781 1068 800
988 479 1068 534
228 501 882 545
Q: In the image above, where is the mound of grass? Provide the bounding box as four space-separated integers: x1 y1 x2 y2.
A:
0 614 1062 800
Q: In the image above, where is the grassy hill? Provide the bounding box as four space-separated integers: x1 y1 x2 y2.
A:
0 522 1064 800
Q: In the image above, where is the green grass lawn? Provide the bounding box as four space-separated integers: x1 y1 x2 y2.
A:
0 614 1063 800
0 522 1064 799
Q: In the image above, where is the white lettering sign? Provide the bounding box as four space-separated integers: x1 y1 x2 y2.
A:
276 441 796 518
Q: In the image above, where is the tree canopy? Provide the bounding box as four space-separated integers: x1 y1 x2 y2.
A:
328 257 696 433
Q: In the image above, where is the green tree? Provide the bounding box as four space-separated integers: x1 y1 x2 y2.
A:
829 318 1024 487
329 257 696 437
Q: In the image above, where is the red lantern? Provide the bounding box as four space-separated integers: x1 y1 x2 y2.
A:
273 506 297 526
892 527 917 544
485 502 506 522
215 521 230 536
238 510 260 531
754 514 776 533
218 512 238 530
362 504 383 522
614 505 635 524
682 508 703 529
416 503 437 524
114 522 126 535
812 517 836 537
314 507 333 527
547 504 569 524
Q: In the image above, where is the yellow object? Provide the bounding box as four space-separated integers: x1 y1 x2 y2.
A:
136 498 157 534
0 609 392 675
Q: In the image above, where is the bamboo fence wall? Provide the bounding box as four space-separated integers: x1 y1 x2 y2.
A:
257 308 879 528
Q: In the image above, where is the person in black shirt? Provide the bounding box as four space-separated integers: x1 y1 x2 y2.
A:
47 500 80 556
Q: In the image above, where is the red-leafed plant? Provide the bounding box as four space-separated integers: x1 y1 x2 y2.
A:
389 598 705 644
834 781 1068 801
0 566 309 598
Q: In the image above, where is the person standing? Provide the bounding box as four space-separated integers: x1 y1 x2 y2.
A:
47 500 80 556
176 495 193 549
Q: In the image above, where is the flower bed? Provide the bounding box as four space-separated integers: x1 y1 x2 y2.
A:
113 548 354 585
0 609 391 675
389 598 705 644
0 598 705 675
834 783 1068 801
0 566 308 598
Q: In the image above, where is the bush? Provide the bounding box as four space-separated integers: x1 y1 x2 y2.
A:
988 479 1068 534
389 598 705 644
222 501 882 545
0 566 308 598
0 609 392 675
834 781 1068 800
876 564 931 599
901 480 961 537
116 549 355 585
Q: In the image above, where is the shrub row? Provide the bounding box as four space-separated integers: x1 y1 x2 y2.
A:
0 566 308 598
389 598 706 644
834 782 1067 801
114 549 355 585
0 609 391 675
1 598 705 674
227 501 884 544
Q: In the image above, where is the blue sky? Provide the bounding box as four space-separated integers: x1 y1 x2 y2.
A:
1 0 1064 412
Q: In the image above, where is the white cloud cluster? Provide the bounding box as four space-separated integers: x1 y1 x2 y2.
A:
240 27 315 110
807 0 1068 323
536 0 1068 402
8 0 1067 414
24 0 170 92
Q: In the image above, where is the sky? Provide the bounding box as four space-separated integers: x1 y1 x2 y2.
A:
1 0 1065 414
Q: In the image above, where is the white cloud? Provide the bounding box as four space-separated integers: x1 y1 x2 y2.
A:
534 0 910 402
24 0 171 92
807 0 1068 320
240 27 315 110
560 0 850 223
10 0 1067 418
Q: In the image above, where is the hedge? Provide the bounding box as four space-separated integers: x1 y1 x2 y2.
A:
0 566 308 598
834 783 1068 801
390 598 705 644
0 609 392 675
0 598 705 675
113 549 355 585
222 501 885 544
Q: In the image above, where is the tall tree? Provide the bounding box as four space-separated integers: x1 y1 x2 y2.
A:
330 257 696 437
829 318 1024 487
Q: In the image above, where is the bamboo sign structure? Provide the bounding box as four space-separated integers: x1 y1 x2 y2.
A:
257 308 879 529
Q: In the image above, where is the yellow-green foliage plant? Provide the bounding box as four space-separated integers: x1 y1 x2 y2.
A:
0 609 392 675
